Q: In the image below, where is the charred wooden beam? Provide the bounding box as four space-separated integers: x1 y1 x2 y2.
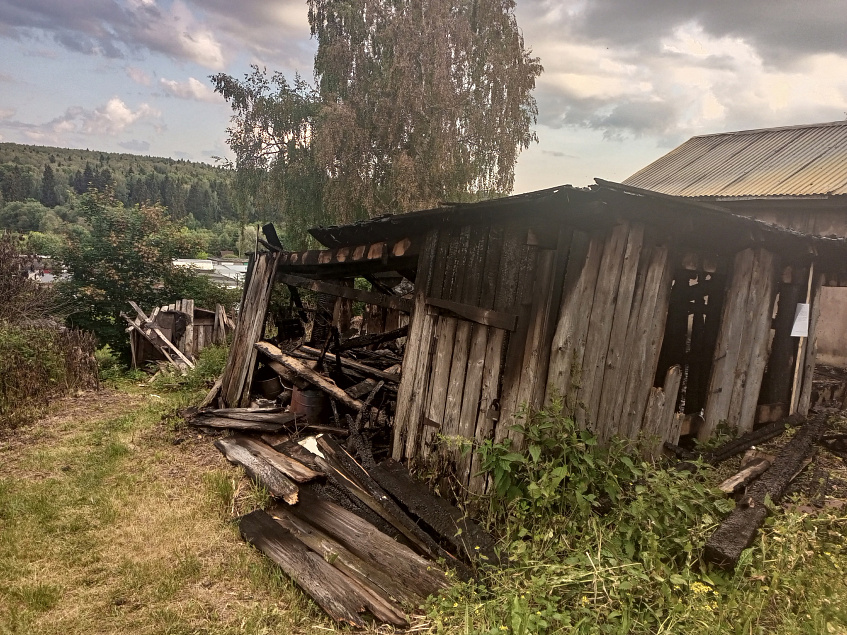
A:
278 273 413 313
255 342 365 411
705 415 826 568
332 326 409 353
370 458 499 565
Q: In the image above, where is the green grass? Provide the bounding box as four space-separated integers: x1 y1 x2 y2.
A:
2 364 845 635
420 403 847 634
0 380 337 635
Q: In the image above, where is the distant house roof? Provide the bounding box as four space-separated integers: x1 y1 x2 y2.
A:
623 121 847 199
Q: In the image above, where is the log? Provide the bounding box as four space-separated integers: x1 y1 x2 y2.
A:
718 458 773 494
215 437 299 504
255 342 364 411
707 415 802 465
705 415 826 567
239 510 368 627
287 490 450 599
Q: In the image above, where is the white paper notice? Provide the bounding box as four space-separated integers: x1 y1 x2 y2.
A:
791 303 810 337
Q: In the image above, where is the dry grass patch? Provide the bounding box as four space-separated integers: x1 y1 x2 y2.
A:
0 385 362 635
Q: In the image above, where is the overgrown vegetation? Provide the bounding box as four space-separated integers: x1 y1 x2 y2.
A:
57 191 239 355
423 401 847 634
0 235 97 429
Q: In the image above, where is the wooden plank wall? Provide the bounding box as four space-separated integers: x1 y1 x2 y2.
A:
545 221 675 447
392 219 571 493
700 248 778 439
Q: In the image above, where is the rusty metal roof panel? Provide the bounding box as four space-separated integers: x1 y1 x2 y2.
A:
623 121 847 198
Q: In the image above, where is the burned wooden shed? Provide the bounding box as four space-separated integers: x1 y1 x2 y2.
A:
216 180 847 494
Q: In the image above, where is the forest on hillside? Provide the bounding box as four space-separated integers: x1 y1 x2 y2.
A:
0 142 262 256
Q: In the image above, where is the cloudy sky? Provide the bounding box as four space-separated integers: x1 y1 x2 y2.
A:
1 0 846 193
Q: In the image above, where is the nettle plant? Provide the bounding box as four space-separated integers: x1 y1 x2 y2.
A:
441 400 736 634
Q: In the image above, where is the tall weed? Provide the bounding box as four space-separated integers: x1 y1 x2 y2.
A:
427 399 847 634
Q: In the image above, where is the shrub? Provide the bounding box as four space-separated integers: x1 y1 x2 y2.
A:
0 324 98 428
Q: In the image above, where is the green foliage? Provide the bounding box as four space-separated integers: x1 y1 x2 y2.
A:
425 401 847 634
0 323 98 428
213 0 542 241
157 344 230 393
56 191 235 355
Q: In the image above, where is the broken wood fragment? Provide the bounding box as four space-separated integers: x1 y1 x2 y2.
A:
215 437 299 504
718 457 774 494
223 435 321 483
705 415 826 567
297 345 401 383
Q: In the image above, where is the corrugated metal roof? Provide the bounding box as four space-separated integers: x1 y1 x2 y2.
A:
623 121 847 198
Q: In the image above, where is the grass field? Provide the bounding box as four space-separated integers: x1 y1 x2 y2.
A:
1 374 845 634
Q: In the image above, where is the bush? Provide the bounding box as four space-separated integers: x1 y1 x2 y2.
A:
424 401 847 634
0 324 98 428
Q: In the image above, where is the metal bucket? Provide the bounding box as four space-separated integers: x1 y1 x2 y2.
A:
290 388 328 424
255 375 283 399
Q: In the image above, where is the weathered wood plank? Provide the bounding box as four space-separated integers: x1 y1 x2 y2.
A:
735 250 777 434
239 510 368 627
222 435 321 482
216 438 299 504
618 245 670 439
545 233 604 416
640 364 682 457
701 248 756 440
278 273 413 313
333 326 409 352
797 272 825 415
595 224 645 442
287 490 450 598
393 230 439 460
577 222 630 430
269 506 415 615
219 252 280 406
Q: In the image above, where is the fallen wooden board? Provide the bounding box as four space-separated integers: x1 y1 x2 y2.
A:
223 435 321 483
705 415 826 567
371 458 499 565
270 505 415 615
189 416 291 433
287 490 450 600
240 510 372 627
255 342 364 411
215 437 299 504
278 272 413 313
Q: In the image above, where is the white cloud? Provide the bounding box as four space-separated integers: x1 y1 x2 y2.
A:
126 66 152 86
159 76 219 102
